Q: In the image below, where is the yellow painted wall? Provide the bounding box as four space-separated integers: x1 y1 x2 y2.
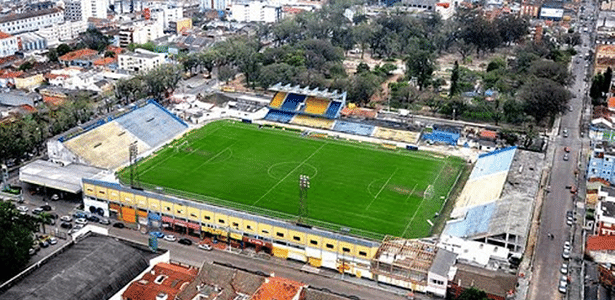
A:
120 191 134 205
187 207 200 221
108 189 119 202
15 74 44 89
135 195 147 209
83 183 96 197
148 197 160 212
338 241 355 256
243 220 257 233
288 230 306 244
173 203 187 218
272 246 289 258
308 257 322 267
355 245 372 259
201 210 214 224
161 200 173 214
229 216 243 230
216 213 228 226
307 234 322 248
322 237 338 252
273 226 288 241
95 186 108 200
258 223 273 237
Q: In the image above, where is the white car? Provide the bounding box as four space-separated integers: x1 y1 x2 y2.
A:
564 241 571 251
60 215 72 222
75 218 88 225
17 206 28 214
562 249 571 259
559 278 568 293
198 243 213 251
560 263 568 274
49 237 57 245
163 235 177 242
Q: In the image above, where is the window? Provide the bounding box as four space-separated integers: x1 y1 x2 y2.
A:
342 247 351 253
261 229 269 234
359 251 367 257
293 236 301 242
431 279 444 285
166 207 171 211
326 243 334 249
176 209 182 214
190 213 197 218
276 232 284 238
232 222 239 227
310 240 318 246
218 219 225 224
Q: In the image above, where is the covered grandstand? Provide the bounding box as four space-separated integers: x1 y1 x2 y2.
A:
264 83 346 124
444 147 544 253
47 100 188 170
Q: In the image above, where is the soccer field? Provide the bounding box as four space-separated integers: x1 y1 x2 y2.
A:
121 120 465 239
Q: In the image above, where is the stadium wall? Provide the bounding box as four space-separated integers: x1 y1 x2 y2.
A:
82 178 379 278
47 139 89 166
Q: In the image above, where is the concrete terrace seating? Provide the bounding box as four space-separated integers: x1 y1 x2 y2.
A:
332 121 375 136
64 122 151 169
264 109 296 123
444 202 496 238
324 101 342 118
304 97 329 115
373 127 419 144
469 147 517 180
115 103 188 148
290 115 335 129
268 92 287 108
280 93 306 111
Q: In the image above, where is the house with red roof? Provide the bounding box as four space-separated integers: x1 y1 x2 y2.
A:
250 276 307 300
586 235 615 264
58 49 99 68
121 262 199 300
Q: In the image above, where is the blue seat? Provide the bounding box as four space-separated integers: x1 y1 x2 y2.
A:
115 103 188 148
324 101 342 118
332 121 375 136
280 93 306 111
264 110 295 123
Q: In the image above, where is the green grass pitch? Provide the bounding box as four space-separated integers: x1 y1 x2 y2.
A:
121 120 466 239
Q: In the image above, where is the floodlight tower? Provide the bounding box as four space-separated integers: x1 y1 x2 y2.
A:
129 141 139 188
298 175 310 223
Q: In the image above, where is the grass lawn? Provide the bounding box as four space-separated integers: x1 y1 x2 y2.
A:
120 120 465 239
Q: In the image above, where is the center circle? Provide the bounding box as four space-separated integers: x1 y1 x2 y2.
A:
267 162 318 180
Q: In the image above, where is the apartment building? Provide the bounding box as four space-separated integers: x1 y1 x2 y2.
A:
118 22 163 47
118 49 165 73
0 31 18 58
228 1 281 23
0 8 64 35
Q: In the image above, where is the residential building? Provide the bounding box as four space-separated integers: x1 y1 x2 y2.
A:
447 263 516 300
36 21 87 46
16 32 47 52
0 8 64 35
0 31 18 58
228 1 281 23
58 48 99 67
595 44 615 75
118 22 163 47
121 262 198 300
587 143 615 182
149 5 183 29
15 73 45 90
65 0 108 21
586 235 615 264
118 49 165 73
426 249 457 298
596 186 615 236
250 276 307 300
169 18 192 34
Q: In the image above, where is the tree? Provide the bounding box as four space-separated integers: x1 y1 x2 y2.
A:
519 78 571 124
405 50 435 90
356 62 370 74
348 73 381 104
47 48 58 62
450 60 460 97
590 74 604 100
457 287 489 300
18 61 33 71
528 60 570 85
56 44 71 56
37 212 53 234
257 63 298 89
0 201 38 282
79 28 111 52
104 50 115 58
603 67 612 94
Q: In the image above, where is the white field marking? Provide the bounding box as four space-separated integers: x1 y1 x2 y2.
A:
365 168 398 211
193 143 236 170
253 142 327 206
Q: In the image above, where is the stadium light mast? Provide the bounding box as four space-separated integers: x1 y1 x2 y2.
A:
298 175 310 223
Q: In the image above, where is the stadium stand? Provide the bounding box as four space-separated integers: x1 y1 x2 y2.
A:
290 114 335 129
304 97 329 115
115 102 188 148
468 146 517 180
268 92 287 108
280 93 306 111
64 122 151 169
421 125 461 145
332 121 376 136
325 101 342 119
444 202 496 238
373 127 420 144
264 109 295 123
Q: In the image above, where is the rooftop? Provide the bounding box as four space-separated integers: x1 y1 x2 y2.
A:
250 276 306 300
429 249 457 277
0 31 12 39
600 201 615 218
19 159 106 193
176 262 265 300
0 7 63 24
587 235 615 251
122 263 198 300
0 233 162 300
451 263 517 298
59 49 98 62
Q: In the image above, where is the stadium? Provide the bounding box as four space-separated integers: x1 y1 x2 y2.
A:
22 85 486 295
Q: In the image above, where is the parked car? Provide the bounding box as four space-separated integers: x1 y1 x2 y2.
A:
113 222 125 229
566 216 573 226
41 204 52 211
40 240 49 248
86 215 99 222
178 238 193 246
563 154 569 161
17 206 28 214
98 219 110 225
49 237 57 245
563 129 569 137
198 243 212 251
29 248 36 256
559 279 568 293
562 249 571 259
163 235 177 242
564 147 570 152
564 241 571 251
560 263 568 274
75 218 88 225
60 222 73 229
60 215 72 222
73 212 87 219
32 207 44 215
150 231 165 238
51 194 59 201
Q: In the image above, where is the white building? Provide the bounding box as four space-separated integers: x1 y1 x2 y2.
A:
0 8 64 35
16 32 47 52
118 49 165 73
37 21 87 46
0 31 18 58
201 0 227 11
149 6 183 29
118 21 163 47
228 1 280 23
65 0 107 21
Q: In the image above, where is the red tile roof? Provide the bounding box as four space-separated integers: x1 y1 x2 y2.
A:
480 130 497 140
587 235 615 251
93 57 116 66
122 263 198 300
0 70 24 79
609 97 615 110
0 31 12 39
250 276 306 300
58 49 98 62
106 45 124 55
